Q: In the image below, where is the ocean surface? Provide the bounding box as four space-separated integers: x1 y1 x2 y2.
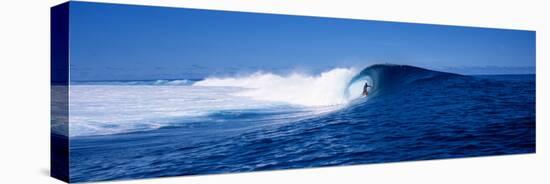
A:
63 65 536 182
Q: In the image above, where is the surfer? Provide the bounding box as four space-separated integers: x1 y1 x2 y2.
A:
363 82 372 96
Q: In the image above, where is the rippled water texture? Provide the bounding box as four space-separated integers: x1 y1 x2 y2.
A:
67 65 535 182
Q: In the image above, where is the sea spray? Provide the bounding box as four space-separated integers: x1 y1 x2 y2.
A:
194 68 363 107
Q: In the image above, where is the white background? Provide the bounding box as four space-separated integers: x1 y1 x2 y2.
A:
0 0 548 183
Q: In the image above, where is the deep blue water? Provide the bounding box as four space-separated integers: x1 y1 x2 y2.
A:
69 65 535 182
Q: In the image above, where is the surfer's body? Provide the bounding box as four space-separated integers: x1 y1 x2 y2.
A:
363 82 372 97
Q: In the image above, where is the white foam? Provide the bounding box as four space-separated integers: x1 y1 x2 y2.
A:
68 68 367 137
194 68 362 107
68 85 285 137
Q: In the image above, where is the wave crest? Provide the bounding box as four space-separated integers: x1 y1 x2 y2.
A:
194 68 361 107
195 64 464 107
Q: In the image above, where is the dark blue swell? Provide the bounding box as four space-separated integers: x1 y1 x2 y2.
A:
69 65 535 182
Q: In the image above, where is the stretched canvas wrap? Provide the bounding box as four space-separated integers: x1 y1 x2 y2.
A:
51 1 536 183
